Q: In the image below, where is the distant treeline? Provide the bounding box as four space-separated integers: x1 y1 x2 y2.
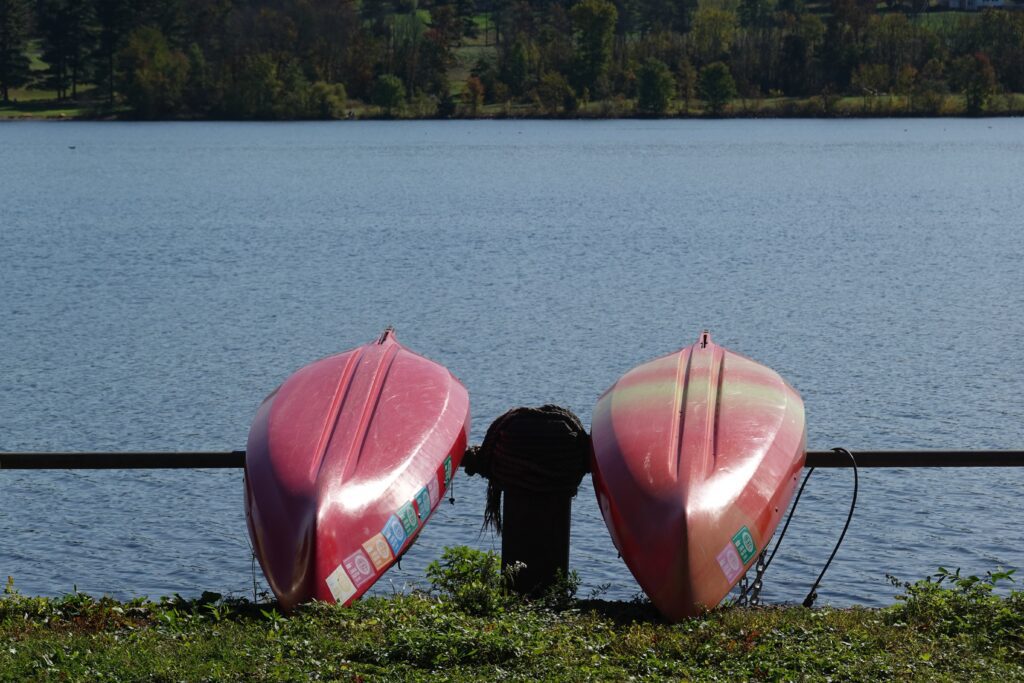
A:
1 0 1023 117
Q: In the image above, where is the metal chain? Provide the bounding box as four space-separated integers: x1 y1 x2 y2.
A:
735 549 769 607
749 550 768 606
737 575 749 605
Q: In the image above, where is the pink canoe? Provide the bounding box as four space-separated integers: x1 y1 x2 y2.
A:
590 331 806 621
245 329 469 611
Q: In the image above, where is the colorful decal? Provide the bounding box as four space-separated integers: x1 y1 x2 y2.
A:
397 501 419 535
414 487 432 519
443 455 453 487
716 543 744 583
382 515 407 554
325 564 357 604
343 549 376 588
426 475 440 507
731 526 756 564
363 533 394 570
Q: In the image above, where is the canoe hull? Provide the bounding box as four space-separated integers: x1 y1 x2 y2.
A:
245 330 469 610
591 332 805 620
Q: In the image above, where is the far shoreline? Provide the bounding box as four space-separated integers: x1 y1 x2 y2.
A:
4 92 1024 122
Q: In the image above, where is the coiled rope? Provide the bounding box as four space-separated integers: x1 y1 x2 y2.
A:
462 405 590 534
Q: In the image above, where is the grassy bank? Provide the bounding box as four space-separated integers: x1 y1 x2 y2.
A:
1 553 1022 681
4 92 1024 121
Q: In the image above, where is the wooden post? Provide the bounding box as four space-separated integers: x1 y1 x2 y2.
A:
501 488 573 597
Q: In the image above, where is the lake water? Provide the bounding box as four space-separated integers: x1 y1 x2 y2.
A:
1 119 1022 608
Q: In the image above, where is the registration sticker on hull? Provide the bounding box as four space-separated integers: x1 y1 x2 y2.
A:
363 533 394 570
443 456 453 487
426 475 440 507
382 515 407 554
414 487 432 520
731 526 757 564
716 543 744 583
326 564 357 604
398 501 419 535
343 549 376 588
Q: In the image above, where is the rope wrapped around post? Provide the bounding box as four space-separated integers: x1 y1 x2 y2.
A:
462 405 590 597
463 405 591 534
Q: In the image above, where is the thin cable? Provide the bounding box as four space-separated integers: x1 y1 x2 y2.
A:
736 465 815 604
802 447 858 608
764 467 815 572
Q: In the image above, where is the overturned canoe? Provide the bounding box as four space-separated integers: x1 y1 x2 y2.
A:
245 329 469 611
590 331 805 621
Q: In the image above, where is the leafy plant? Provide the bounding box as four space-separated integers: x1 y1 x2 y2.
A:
425 545 513 616
887 567 1023 647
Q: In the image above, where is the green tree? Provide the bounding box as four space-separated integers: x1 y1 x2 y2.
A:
916 56 946 106
430 4 461 58
738 0 773 29
37 0 94 99
851 62 889 111
677 57 696 114
536 69 574 114
456 0 477 41
183 43 208 113
273 57 312 119
464 74 484 114
310 81 347 119
0 0 32 102
372 73 405 116
117 25 188 118
636 57 674 114
691 7 737 64
957 52 997 116
570 0 617 99
638 0 695 33
895 64 916 113
503 37 534 97
698 61 736 115
93 0 135 106
224 53 281 119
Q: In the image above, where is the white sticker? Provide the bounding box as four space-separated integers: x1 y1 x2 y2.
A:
716 542 744 583
325 564 357 604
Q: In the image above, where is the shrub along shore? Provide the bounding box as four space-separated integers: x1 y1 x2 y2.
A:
1 548 1022 681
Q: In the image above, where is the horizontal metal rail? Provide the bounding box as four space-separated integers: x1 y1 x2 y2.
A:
805 450 1024 468
0 451 246 469
2 449 1023 470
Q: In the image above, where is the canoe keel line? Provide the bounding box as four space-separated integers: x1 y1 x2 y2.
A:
2 329 1022 620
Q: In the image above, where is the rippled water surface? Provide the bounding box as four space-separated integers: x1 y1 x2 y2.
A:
1 119 1022 608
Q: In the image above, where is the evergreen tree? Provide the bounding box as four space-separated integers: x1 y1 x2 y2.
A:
456 0 477 41
37 0 94 99
93 0 135 106
570 0 617 98
0 0 32 102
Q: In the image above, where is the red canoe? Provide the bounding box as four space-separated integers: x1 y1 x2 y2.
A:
590 331 806 621
245 329 470 611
